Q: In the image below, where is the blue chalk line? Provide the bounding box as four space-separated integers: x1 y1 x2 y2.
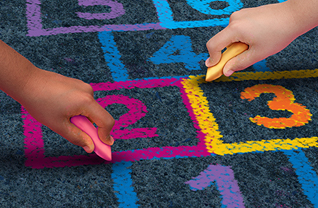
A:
283 150 318 207
111 161 140 207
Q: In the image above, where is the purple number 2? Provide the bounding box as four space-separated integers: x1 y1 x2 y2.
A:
185 164 245 208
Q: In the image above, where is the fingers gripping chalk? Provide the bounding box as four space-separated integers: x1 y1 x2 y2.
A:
206 42 249 82
70 115 112 161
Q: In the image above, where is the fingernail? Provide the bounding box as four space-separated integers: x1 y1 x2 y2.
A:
205 58 212 67
83 146 91 153
223 66 231 77
223 67 232 77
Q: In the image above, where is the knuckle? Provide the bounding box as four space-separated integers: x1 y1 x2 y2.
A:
83 83 94 95
80 93 94 105
230 11 239 20
227 21 241 33
206 39 214 50
107 116 115 128
229 9 245 24
206 40 211 48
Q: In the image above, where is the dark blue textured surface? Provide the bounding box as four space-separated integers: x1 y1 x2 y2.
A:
0 0 318 207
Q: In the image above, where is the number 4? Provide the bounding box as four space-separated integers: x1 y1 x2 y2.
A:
149 35 208 71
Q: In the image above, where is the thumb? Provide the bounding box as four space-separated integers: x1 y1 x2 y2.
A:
205 27 237 68
86 100 115 146
205 55 222 68
98 127 115 146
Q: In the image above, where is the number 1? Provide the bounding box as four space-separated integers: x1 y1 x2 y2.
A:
185 164 245 207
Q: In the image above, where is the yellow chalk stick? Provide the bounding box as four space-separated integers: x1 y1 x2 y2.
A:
205 42 249 82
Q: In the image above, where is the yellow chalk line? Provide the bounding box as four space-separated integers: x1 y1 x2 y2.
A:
181 69 318 155
215 68 318 82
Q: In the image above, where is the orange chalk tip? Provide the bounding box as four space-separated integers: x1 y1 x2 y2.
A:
205 42 248 82
70 115 112 161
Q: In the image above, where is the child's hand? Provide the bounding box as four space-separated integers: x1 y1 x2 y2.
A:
20 68 115 153
206 2 300 77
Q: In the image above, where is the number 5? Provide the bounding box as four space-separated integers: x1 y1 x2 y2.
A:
241 84 312 129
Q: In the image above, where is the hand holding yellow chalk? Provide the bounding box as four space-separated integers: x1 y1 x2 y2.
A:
205 42 249 82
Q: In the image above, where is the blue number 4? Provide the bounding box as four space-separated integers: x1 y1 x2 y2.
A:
149 35 208 71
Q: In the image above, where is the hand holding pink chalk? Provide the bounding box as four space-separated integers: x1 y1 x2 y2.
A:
70 115 112 161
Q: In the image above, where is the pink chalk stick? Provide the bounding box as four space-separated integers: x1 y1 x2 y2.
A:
70 115 112 161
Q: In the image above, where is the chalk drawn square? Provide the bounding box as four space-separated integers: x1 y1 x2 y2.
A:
93 85 198 152
130 152 309 207
130 159 223 207
110 29 210 80
201 78 318 142
22 78 211 169
152 0 240 29
26 0 164 37
183 74 318 156
167 0 230 22
40 0 159 27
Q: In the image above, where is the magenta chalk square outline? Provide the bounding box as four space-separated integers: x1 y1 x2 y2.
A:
25 0 165 37
22 77 211 169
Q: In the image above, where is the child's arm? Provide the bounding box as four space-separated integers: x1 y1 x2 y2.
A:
206 0 318 77
0 40 115 153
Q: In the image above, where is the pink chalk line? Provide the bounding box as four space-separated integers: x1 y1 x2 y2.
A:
23 77 211 169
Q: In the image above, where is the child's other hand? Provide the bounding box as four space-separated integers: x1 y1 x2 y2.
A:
21 68 115 153
206 2 299 76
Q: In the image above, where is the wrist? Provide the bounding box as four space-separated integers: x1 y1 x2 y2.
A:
0 40 44 105
13 66 45 105
283 0 318 36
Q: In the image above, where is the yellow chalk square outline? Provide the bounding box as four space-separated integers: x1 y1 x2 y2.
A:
181 69 318 155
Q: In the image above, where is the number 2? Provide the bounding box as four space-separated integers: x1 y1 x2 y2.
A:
241 84 312 129
97 95 158 139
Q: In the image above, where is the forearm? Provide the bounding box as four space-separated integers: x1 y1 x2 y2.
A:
0 40 41 103
284 0 318 36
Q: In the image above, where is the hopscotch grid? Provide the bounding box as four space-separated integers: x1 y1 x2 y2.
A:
23 77 211 169
152 0 231 29
22 69 318 169
26 0 165 37
22 0 318 206
25 0 232 37
182 70 318 156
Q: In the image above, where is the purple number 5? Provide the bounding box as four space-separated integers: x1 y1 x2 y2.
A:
77 0 125 20
185 164 245 207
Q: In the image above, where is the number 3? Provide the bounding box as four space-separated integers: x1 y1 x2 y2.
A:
240 84 312 129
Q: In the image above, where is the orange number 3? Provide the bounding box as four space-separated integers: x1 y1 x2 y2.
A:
240 84 312 129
